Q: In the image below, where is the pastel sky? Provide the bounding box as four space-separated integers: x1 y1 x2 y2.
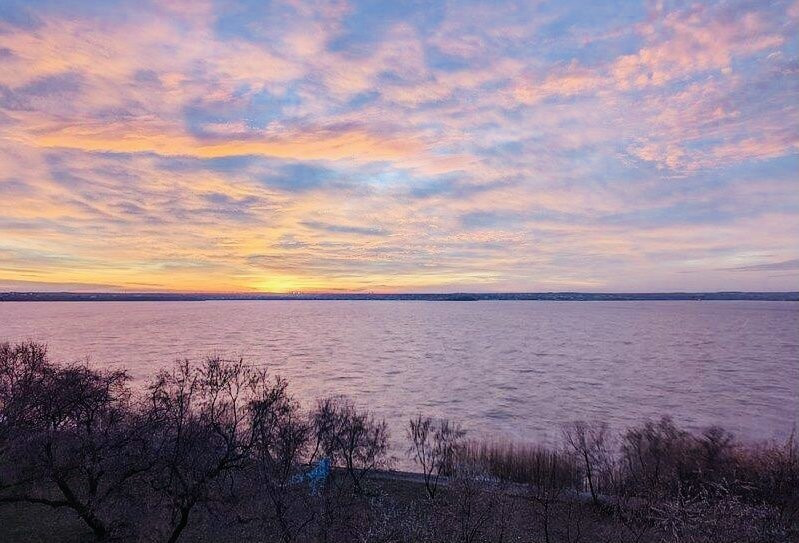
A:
1 0 798 293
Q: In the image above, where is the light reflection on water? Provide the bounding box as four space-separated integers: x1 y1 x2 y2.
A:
1 300 797 461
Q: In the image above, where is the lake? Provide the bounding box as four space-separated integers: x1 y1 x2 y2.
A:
1 300 797 459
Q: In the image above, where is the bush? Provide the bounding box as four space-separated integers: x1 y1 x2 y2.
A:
619 416 698 498
733 432 799 523
654 485 790 543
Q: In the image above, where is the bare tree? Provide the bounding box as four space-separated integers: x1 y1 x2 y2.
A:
144 357 260 543
311 396 389 494
247 375 316 543
0 342 152 541
0 341 50 472
407 415 465 499
562 421 610 507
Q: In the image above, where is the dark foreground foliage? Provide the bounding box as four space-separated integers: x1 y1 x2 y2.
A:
1 341 796 542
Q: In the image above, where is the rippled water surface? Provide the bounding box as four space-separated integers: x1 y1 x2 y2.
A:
1 301 797 453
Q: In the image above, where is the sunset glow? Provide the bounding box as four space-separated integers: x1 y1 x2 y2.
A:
1 0 798 292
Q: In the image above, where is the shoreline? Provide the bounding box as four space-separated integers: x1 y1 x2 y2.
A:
2 291 798 302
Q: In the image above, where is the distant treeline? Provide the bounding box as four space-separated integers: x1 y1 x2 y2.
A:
1 341 797 542
2 291 798 302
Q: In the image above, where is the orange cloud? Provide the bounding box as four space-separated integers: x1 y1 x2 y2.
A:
19 118 423 162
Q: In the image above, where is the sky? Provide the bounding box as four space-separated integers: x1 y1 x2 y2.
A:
0 0 797 293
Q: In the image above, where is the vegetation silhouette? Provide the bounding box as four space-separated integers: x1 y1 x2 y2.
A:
1 342 796 542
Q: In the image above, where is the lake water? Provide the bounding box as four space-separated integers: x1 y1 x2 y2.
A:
1 300 797 459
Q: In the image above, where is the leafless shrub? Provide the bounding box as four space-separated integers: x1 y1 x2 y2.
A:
311 396 389 494
407 415 466 499
654 484 790 543
733 431 799 527
618 416 697 500
696 426 735 473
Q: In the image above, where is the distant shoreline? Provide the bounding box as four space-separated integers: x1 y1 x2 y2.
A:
1 291 797 302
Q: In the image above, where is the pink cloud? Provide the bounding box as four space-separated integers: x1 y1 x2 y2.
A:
511 60 604 104
612 6 783 89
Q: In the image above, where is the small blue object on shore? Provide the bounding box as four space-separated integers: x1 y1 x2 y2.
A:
307 457 330 495
289 457 330 495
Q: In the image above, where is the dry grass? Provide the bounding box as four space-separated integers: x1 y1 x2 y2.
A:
459 438 580 489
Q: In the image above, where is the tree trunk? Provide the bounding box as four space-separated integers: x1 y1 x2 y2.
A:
53 475 108 541
167 505 193 543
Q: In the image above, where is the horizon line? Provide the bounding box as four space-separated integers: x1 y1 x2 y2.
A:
2 290 797 301
2 289 799 294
